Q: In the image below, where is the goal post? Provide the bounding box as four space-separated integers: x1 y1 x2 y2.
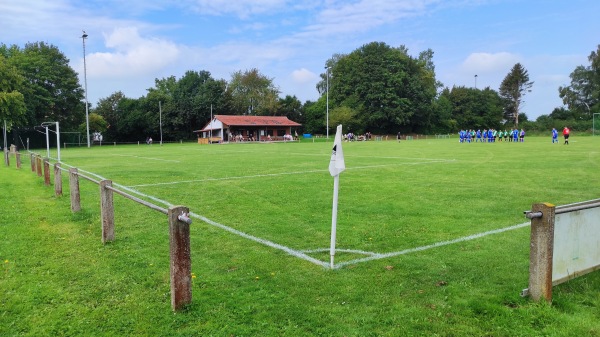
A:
61 132 82 147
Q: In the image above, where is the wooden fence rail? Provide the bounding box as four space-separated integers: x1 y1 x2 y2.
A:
20 152 193 312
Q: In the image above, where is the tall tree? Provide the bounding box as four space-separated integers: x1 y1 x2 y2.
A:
227 68 279 115
439 86 503 131
3 42 85 130
278 95 303 122
499 63 533 127
0 55 27 129
558 44 600 116
326 42 438 133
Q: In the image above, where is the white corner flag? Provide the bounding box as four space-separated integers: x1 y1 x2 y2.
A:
329 125 345 269
329 125 345 177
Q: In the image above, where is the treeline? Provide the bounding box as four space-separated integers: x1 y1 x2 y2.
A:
1 41 599 145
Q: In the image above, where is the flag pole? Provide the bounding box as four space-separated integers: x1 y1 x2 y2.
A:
330 174 340 269
328 124 345 270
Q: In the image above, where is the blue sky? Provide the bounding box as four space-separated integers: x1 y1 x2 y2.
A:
1 0 599 119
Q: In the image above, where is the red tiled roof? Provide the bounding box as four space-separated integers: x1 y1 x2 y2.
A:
214 115 301 127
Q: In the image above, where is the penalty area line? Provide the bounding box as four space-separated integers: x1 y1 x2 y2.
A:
332 222 530 269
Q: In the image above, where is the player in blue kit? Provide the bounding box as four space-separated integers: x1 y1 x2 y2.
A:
552 128 558 143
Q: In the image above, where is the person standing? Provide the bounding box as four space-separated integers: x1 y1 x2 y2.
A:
563 126 570 145
552 128 558 143
397 131 401 143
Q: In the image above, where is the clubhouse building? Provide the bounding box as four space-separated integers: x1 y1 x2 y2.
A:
194 115 302 144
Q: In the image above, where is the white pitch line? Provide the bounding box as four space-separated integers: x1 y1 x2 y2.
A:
58 161 330 268
126 159 455 188
57 158 524 271
111 154 181 163
331 222 530 269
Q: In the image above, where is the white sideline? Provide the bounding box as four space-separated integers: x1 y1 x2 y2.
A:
126 159 455 188
56 160 527 270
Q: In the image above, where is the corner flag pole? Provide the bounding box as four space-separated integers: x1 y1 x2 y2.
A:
329 124 345 269
330 174 340 269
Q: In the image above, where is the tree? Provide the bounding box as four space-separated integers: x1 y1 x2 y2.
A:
278 95 303 122
323 42 438 134
302 99 326 134
499 63 534 127
3 42 85 130
559 44 600 116
439 86 503 131
329 106 360 133
0 55 27 129
93 91 127 141
84 112 108 134
227 68 279 115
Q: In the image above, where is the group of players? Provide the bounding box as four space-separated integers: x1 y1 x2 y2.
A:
458 129 525 143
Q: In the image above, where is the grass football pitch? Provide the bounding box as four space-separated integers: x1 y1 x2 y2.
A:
2 135 600 336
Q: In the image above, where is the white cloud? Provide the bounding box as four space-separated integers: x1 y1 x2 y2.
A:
190 0 289 18
291 68 318 83
461 52 521 74
86 27 180 78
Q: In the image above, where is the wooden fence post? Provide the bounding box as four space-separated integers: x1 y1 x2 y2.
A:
16 152 21 169
36 155 42 177
100 180 115 243
528 202 556 303
69 168 81 212
54 163 62 196
4 148 9 166
43 158 50 186
168 205 192 311
31 153 36 172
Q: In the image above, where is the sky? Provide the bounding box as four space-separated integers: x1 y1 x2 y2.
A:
1 0 599 120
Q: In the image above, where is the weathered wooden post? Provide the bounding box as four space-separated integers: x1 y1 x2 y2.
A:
54 163 62 196
100 180 115 243
4 148 9 166
43 158 51 186
15 152 21 169
30 153 36 172
527 202 556 303
69 168 81 212
168 205 192 311
36 155 42 177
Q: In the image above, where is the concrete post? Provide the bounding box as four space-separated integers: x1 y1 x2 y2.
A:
528 202 556 303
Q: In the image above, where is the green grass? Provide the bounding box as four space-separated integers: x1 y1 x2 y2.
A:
2 136 600 336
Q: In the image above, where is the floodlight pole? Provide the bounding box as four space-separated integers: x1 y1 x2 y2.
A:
82 31 91 148
326 66 330 140
159 101 163 146
474 74 478 89
2 120 6 150
45 125 50 158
